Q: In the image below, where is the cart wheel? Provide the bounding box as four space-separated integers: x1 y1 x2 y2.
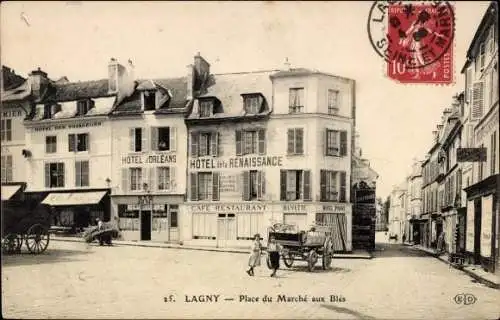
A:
322 238 333 270
282 252 294 268
307 250 318 272
2 233 22 254
26 224 50 254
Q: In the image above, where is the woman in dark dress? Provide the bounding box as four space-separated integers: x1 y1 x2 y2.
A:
267 235 282 277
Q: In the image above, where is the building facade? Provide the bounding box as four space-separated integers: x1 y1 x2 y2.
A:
461 2 499 273
184 60 355 251
388 182 406 242
407 160 423 244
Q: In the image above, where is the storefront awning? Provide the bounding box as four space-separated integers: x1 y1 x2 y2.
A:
41 191 107 206
1 185 22 201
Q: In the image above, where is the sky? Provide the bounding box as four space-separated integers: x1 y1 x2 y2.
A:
0 1 491 199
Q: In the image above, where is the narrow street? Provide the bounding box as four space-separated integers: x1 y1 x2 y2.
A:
2 235 499 319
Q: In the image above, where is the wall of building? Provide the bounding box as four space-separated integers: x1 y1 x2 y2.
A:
1 103 27 183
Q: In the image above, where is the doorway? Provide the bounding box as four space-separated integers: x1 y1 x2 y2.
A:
217 214 236 247
474 198 482 263
141 210 151 240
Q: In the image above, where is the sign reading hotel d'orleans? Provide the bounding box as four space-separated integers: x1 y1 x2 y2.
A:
122 154 176 165
457 148 487 162
190 155 284 170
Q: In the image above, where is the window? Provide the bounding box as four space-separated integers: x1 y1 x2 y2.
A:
243 95 261 114
45 163 65 188
289 88 304 113
325 129 348 156
45 136 57 153
151 127 176 151
479 42 485 69
68 133 89 152
157 167 171 191
198 172 213 200
130 128 145 152
287 128 304 155
43 104 61 119
280 170 311 201
191 131 219 157
1 119 12 141
1 155 13 183
242 170 265 200
170 205 178 228
75 160 89 187
492 63 498 105
328 90 339 114
471 81 484 119
76 100 93 116
465 68 472 103
320 170 342 201
199 100 213 117
236 129 265 156
190 172 220 201
130 168 143 191
491 131 497 175
143 91 156 111
488 26 495 52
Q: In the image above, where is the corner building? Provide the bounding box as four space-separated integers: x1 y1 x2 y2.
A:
184 62 354 251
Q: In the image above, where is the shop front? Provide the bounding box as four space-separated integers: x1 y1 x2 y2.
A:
315 203 351 252
112 194 183 242
39 189 111 233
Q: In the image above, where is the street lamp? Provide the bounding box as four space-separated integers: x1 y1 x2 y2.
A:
139 183 153 233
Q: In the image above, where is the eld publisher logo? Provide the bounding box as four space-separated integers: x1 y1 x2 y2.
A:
453 293 477 305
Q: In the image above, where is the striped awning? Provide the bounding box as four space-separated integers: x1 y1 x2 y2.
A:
41 191 106 206
1 185 22 201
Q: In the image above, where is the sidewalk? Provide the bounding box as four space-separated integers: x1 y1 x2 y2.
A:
412 244 500 290
50 235 373 259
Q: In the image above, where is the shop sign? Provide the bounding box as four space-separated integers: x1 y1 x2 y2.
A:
355 189 376 204
189 155 284 170
127 204 164 211
282 203 308 213
457 148 487 162
318 204 346 214
480 195 493 258
122 153 176 165
192 203 266 213
32 121 103 132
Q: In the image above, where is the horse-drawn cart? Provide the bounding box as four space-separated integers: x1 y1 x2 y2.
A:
267 223 334 272
1 203 52 254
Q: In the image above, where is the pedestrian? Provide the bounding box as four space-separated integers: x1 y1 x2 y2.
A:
97 218 103 230
246 233 262 276
267 235 282 277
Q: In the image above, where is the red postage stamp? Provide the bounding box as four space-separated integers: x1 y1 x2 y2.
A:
368 1 455 85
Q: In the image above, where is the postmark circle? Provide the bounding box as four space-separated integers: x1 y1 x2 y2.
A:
367 1 455 69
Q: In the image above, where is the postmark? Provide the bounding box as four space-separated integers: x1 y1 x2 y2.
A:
368 1 455 84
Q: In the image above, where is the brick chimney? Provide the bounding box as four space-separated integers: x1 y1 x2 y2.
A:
193 53 211 95
28 67 49 100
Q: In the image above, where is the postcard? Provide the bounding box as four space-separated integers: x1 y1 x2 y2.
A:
1 1 499 319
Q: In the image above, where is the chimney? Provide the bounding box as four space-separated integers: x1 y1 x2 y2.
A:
432 130 439 142
28 67 49 100
108 58 135 101
193 53 211 95
186 64 194 100
283 57 291 71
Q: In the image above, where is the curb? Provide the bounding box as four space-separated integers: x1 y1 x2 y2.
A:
51 237 373 259
413 246 499 290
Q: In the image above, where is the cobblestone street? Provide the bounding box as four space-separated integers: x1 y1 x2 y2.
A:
2 238 499 319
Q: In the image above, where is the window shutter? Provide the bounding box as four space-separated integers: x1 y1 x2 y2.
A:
149 167 156 192
258 129 266 155
212 172 220 201
83 161 89 187
60 163 65 187
211 132 219 157
287 129 295 154
235 130 242 156
280 170 287 201
339 171 346 202
303 170 311 201
320 170 326 201
170 166 176 191
296 129 304 154
340 131 348 156
75 161 81 187
190 172 198 201
324 129 329 156
148 127 155 152
256 171 262 200
170 127 177 152
471 81 484 119
86 133 91 153
129 129 135 151
45 163 50 188
191 132 199 157
68 134 75 152
242 171 250 201
121 168 128 193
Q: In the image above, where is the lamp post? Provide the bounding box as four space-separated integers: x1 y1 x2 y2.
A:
139 183 153 235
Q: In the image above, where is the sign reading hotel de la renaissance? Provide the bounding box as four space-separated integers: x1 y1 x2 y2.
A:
189 155 284 170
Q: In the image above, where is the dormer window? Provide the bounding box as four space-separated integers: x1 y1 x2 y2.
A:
76 99 94 116
43 104 61 119
243 95 262 114
199 100 213 117
143 90 156 111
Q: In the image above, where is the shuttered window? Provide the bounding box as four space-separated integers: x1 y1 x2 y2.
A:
45 162 64 188
130 168 143 191
75 160 89 187
287 128 304 155
191 131 219 157
151 127 176 151
242 170 265 201
0 155 13 183
157 167 172 191
45 136 57 153
190 172 219 201
236 129 265 156
471 81 484 119
130 128 146 152
280 170 311 201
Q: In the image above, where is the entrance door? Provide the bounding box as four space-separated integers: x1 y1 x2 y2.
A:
169 205 179 242
474 198 482 263
141 210 151 241
217 214 236 247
